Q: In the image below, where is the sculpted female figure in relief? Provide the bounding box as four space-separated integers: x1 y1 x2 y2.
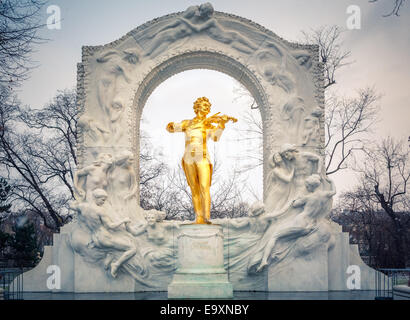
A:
144 3 259 57
264 144 298 213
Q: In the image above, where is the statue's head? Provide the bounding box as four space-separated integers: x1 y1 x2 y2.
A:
272 152 283 165
249 201 265 217
199 2 214 18
116 150 134 166
93 188 108 206
193 97 211 117
305 174 321 192
93 153 113 166
145 209 166 226
146 210 157 226
280 143 298 161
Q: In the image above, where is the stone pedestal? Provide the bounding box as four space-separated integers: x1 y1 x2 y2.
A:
168 224 233 299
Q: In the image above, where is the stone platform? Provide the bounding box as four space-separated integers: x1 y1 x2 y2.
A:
168 224 233 299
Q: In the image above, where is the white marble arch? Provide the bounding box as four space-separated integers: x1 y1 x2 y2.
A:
76 3 324 202
16 3 385 293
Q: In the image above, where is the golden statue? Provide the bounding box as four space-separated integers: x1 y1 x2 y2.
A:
166 97 237 224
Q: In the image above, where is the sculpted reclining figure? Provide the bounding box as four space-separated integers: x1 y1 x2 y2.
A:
71 188 143 278
248 174 336 273
145 3 259 57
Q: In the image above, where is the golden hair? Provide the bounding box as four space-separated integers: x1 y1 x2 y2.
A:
193 97 211 113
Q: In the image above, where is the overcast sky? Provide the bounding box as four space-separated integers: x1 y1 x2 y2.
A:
16 0 410 200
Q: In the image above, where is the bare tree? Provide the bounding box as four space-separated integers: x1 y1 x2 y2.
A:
0 177 12 216
230 84 264 200
0 89 76 231
139 132 178 216
0 0 46 86
301 25 352 89
325 88 380 175
234 25 352 105
155 163 249 220
338 137 410 267
20 90 78 185
232 109 263 174
139 132 167 189
331 188 409 268
234 25 366 176
233 85 380 176
139 133 250 221
300 26 380 175
369 0 407 17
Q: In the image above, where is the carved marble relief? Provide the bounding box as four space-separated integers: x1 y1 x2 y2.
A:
70 3 329 288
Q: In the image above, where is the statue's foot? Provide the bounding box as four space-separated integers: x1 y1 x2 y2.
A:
104 255 113 270
256 261 267 272
111 262 119 278
195 217 205 224
195 218 212 224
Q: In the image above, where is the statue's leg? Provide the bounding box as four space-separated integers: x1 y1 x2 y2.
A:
97 234 137 278
197 159 212 223
258 227 312 272
258 236 278 271
111 247 137 278
103 254 114 270
182 159 202 223
206 162 213 221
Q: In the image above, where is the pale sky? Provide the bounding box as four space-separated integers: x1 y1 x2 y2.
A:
16 0 410 199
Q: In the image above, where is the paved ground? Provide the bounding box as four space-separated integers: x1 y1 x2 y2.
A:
21 290 377 300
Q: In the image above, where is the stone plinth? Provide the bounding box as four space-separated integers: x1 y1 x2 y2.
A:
268 243 329 291
168 224 233 299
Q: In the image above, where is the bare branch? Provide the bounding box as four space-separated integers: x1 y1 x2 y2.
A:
0 0 47 86
325 87 380 175
301 25 352 89
369 0 406 17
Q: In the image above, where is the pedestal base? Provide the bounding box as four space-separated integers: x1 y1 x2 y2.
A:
168 224 233 299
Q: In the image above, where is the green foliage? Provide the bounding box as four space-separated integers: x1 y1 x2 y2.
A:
9 222 39 268
0 177 12 258
0 177 11 214
0 230 11 257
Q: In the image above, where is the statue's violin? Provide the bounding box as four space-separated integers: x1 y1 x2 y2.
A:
201 112 238 126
